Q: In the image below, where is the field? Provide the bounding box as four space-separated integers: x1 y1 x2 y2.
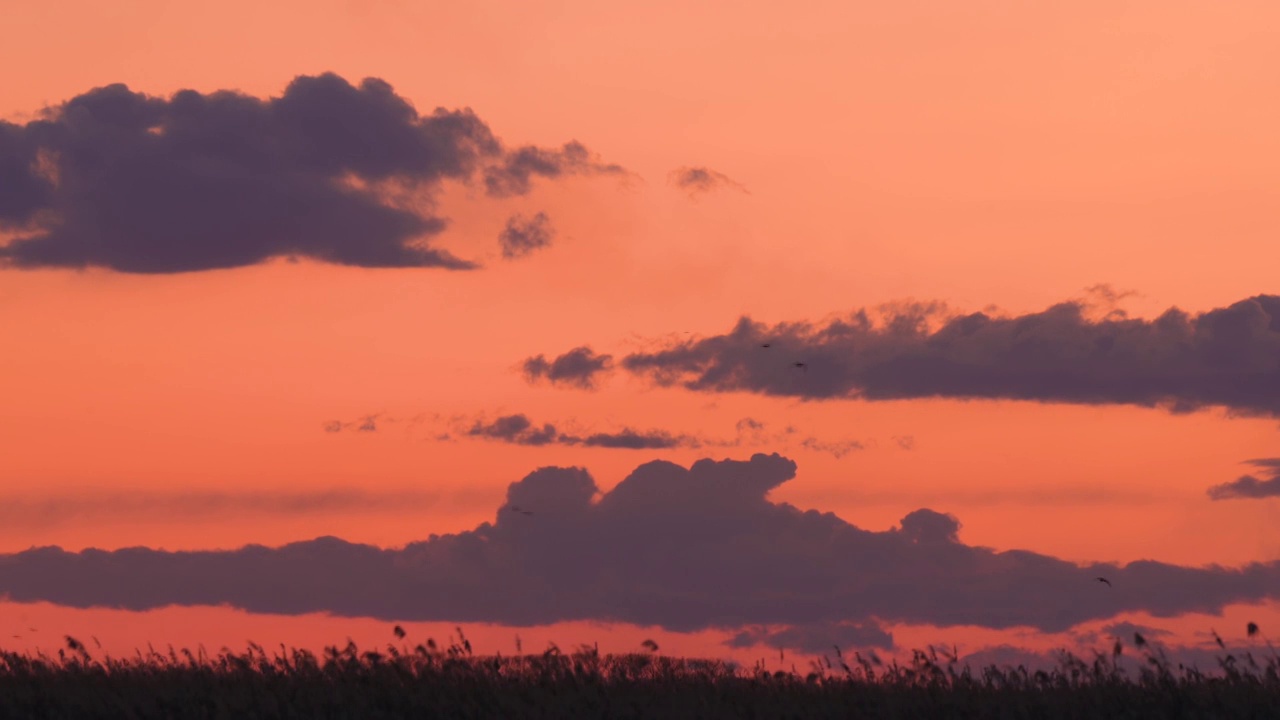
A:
2 628 1280 719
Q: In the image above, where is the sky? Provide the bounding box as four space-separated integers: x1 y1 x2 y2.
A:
2 0 1280 669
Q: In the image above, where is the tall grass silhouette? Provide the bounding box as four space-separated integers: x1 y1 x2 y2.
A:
1 623 1279 718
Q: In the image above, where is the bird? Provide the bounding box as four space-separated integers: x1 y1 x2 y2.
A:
761 343 772 348
1095 576 1112 587
792 361 808 374
393 625 407 640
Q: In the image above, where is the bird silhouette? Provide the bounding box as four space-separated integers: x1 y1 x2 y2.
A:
393 625 407 640
1095 577 1112 587
761 343 772 348
792 361 808 374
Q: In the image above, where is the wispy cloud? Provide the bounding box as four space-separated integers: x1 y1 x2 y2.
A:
498 212 554 259
464 413 694 450
1207 459 1280 500
668 166 749 198
0 489 441 530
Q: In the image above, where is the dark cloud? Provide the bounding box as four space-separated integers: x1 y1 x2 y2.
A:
484 141 628 198
464 413 693 450
565 429 690 450
0 73 619 273
729 621 894 654
522 346 613 389
0 489 440 530
498 211 554 259
3 454 1280 636
608 295 1280 417
468 414 560 446
1207 459 1280 500
668 166 749 198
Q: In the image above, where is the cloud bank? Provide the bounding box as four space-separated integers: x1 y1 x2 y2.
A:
602 295 1280 417
0 73 619 273
3 454 1279 640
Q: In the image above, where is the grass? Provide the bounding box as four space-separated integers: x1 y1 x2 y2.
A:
1 625 1279 718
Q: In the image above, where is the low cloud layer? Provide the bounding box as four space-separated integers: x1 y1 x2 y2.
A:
729 621 894 654
3 454 1279 640
597 295 1280 417
0 73 619 273
668 166 749 198
0 489 440 530
1207 459 1280 500
498 212 554 259
522 346 613 389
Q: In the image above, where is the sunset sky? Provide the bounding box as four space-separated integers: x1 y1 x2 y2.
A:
3 0 1280 669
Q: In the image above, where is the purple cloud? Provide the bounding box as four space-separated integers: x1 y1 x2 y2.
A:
602 294 1280 417
3 454 1280 637
0 73 620 273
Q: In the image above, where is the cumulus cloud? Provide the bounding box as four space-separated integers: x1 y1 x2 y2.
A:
468 414 560 446
603 294 1280 417
498 211 554 259
668 166 749 198
522 346 613 389
0 489 440 530
3 454 1280 637
1207 459 1280 500
0 73 620 273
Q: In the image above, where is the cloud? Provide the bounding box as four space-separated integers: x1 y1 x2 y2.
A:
0 73 620 273
468 414 560 446
464 413 694 450
563 429 690 450
668 166 749 198
728 621 894 654
1207 459 1280 500
322 413 430 434
0 489 441 530
605 294 1280 417
484 141 628 198
522 346 613 389
799 437 864 459
498 211 554 259
4 454 1280 636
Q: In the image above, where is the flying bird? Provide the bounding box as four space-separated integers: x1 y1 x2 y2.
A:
1095 577 1112 587
792 361 808 374
761 343 771 348
393 625 407 640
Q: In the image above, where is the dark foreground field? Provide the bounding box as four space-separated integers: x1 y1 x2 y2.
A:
3 632 1280 719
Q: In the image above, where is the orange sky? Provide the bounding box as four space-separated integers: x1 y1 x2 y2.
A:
2 0 1279 666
